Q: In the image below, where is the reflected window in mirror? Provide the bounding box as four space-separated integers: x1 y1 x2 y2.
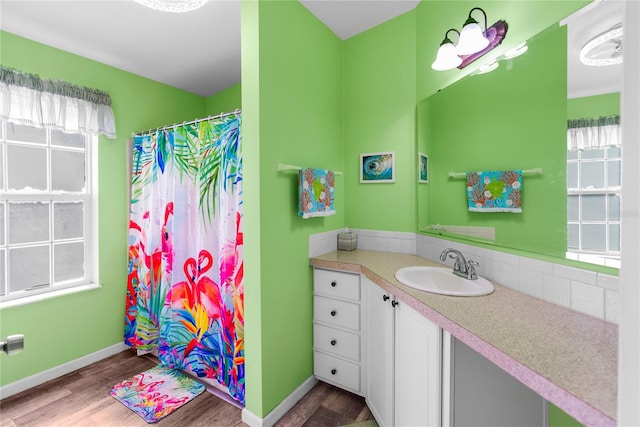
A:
567 115 621 268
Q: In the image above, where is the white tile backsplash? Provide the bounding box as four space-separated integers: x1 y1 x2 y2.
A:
491 262 520 291
359 235 375 251
308 229 340 258
542 274 571 308
374 237 390 252
597 273 619 291
605 289 620 323
395 231 416 240
309 229 619 323
350 228 417 255
518 268 543 298
552 264 598 286
387 238 403 253
464 245 492 260
492 250 520 266
401 239 417 255
519 257 553 275
571 281 605 319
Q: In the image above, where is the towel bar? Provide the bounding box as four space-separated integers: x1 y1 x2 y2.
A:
448 168 542 179
277 163 343 175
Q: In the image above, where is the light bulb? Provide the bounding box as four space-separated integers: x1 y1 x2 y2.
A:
456 22 490 55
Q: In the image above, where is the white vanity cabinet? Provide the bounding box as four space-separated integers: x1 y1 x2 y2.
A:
364 276 442 427
365 278 394 426
394 291 442 427
312 268 441 426
313 268 364 395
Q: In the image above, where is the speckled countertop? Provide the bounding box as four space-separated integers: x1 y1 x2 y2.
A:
310 250 617 427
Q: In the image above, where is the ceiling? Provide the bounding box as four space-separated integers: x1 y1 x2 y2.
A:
0 0 418 97
563 0 623 99
0 0 623 99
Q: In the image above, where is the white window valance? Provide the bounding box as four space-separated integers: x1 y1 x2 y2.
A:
0 66 116 139
567 115 620 150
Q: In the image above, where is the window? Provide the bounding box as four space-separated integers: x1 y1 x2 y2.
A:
0 122 97 304
567 145 621 267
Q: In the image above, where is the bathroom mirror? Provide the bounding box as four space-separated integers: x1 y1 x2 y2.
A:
416 1 623 268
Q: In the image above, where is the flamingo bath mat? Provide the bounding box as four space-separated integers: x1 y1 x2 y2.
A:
110 364 205 423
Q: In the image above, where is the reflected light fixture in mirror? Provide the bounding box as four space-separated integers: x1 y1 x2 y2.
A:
477 60 499 74
432 29 463 71
503 42 528 59
580 23 623 66
133 0 207 13
456 7 491 55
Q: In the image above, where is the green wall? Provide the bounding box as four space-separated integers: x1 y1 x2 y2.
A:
416 1 590 101
343 9 417 232
206 82 241 115
568 92 620 119
0 2 597 426
241 0 344 417
421 25 568 258
416 97 432 231
0 30 205 386
342 0 589 234
550 403 584 427
347 3 590 426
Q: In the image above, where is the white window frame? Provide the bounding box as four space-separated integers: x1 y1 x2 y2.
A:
0 122 99 307
566 146 621 268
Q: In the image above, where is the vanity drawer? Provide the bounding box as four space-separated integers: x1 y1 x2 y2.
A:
314 269 360 301
314 323 361 362
314 351 361 393
314 296 360 331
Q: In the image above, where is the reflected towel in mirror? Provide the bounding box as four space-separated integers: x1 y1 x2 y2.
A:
466 170 522 212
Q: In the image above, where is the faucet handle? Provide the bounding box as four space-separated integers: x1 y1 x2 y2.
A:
467 260 479 280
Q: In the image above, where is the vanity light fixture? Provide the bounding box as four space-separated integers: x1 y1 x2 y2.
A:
431 29 463 71
580 23 623 66
132 0 207 13
431 7 508 71
456 7 491 55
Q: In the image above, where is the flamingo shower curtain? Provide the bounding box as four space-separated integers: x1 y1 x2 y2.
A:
124 113 244 405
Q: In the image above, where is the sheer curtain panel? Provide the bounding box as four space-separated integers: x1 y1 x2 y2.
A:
567 115 620 150
0 66 116 138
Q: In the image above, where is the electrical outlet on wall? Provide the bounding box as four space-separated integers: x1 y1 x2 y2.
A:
1 334 25 355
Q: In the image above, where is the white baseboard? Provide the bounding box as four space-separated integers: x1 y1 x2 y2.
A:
242 375 318 427
0 342 130 400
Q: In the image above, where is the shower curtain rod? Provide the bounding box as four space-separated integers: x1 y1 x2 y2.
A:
133 109 241 136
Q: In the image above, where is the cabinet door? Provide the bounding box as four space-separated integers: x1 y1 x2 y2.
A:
365 278 394 427
394 300 441 427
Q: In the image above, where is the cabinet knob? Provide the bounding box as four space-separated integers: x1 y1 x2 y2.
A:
331 369 337 375
392 300 399 307
331 281 337 287
330 310 337 317
383 295 390 302
330 339 337 346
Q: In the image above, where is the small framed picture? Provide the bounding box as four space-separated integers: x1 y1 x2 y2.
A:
418 152 429 183
360 151 395 183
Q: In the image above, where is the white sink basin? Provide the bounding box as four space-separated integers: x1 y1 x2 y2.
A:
395 266 494 297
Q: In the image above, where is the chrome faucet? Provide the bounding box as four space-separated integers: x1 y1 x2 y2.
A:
440 248 479 280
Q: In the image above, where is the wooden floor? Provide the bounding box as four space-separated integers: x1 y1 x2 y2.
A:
0 350 375 427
